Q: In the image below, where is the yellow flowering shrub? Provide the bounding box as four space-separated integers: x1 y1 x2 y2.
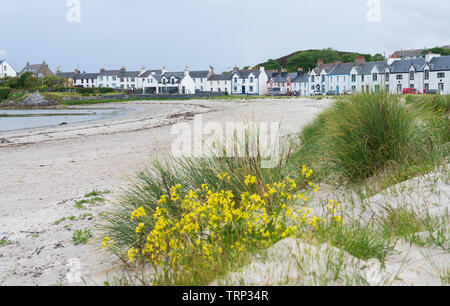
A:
103 165 344 283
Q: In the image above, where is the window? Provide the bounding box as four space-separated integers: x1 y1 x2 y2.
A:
131 78 135 82
249 86 254 92
120 78 124 82
437 72 445 78
321 75 325 82
424 70 429 80
386 85 389 92
375 85 380 93
385 72 390 82
234 78 238 83
250 77 254 83
361 75 365 82
410 71 414 81
424 83 429 93
372 73 378 81
311 75 315 82
351 74 356 82
112 77 117 81
396 75 403 80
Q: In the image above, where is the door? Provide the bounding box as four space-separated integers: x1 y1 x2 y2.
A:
438 83 444 94
242 86 246 94
336 85 339 94
397 84 402 94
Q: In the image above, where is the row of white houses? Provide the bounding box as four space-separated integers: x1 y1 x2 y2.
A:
1 52 449 95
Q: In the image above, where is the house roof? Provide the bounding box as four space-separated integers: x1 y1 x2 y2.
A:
119 70 141 78
329 63 354 75
356 61 388 75
291 72 309 83
427 55 450 71
269 72 295 83
99 70 121 77
388 58 425 73
74 73 100 79
392 49 424 58
189 70 210 78
19 63 49 74
208 74 233 81
314 63 338 74
140 70 163 77
57 71 77 78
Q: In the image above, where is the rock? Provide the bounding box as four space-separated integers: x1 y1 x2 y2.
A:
3 93 59 108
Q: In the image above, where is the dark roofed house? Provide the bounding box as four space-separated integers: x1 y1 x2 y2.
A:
20 61 54 77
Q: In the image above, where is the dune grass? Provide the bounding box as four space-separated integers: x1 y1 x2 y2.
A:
290 92 449 193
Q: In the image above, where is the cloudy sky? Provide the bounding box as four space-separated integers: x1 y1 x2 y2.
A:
1 0 449 73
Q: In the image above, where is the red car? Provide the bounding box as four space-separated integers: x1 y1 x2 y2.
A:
402 88 421 94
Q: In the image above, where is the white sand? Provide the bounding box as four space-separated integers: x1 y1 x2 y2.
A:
0 98 332 285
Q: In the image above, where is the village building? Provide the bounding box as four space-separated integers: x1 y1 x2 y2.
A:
206 73 233 93
231 67 269 95
73 72 99 87
0 60 17 78
19 61 54 77
291 69 310 96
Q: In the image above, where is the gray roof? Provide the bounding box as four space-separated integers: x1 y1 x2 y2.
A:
99 70 121 77
140 70 163 77
57 71 77 78
427 55 450 71
269 72 294 83
74 73 99 79
20 64 46 74
388 58 425 73
356 61 388 75
208 74 233 81
119 70 141 78
393 49 424 58
329 63 354 75
291 72 309 83
189 70 210 78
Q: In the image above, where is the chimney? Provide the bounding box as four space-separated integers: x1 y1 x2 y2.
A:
184 65 190 76
100 67 105 73
387 54 400 65
42 60 47 66
354 56 366 66
26 61 30 66
297 68 304 76
425 51 440 63
140 66 146 74
259 66 265 72
233 66 239 72
120 66 126 73
74 69 80 75
162 66 168 74
317 59 324 66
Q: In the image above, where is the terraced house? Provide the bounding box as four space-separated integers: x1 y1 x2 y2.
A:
230 67 269 95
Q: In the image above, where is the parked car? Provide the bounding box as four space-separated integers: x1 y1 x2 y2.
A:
269 87 281 96
426 89 439 95
343 90 353 95
403 88 421 94
326 90 338 96
310 90 324 96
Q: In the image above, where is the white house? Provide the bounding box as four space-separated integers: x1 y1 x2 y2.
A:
328 62 354 94
231 67 269 95
73 72 99 87
385 58 425 94
0 60 17 78
138 69 162 94
267 71 296 95
291 70 310 96
310 60 337 94
423 54 450 94
156 67 196 94
206 73 233 93
97 68 122 88
189 67 214 92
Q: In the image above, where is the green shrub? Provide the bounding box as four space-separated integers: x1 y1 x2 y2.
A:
292 92 447 185
0 87 11 100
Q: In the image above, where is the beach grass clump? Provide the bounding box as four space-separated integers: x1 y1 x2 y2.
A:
72 229 92 245
102 167 343 285
291 92 448 188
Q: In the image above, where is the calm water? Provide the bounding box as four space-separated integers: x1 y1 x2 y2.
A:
0 108 122 132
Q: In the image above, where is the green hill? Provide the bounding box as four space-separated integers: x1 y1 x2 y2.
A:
254 48 385 72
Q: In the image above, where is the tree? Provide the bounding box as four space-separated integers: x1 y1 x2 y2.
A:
371 53 386 61
264 59 281 70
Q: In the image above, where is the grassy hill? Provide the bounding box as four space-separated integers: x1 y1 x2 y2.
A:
253 48 385 72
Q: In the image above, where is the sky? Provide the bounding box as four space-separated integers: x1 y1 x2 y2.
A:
1 0 449 73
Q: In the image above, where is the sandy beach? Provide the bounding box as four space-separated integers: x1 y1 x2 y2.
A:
0 97 332 285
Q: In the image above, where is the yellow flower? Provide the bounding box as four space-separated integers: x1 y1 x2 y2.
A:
135 223 145 233
158 195 167 204
128 247 138 262
101 236 114 249
244 175 256 186
217 172 231 181
131 206 146 221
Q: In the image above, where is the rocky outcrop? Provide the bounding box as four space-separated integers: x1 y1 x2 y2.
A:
2 93 59 108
